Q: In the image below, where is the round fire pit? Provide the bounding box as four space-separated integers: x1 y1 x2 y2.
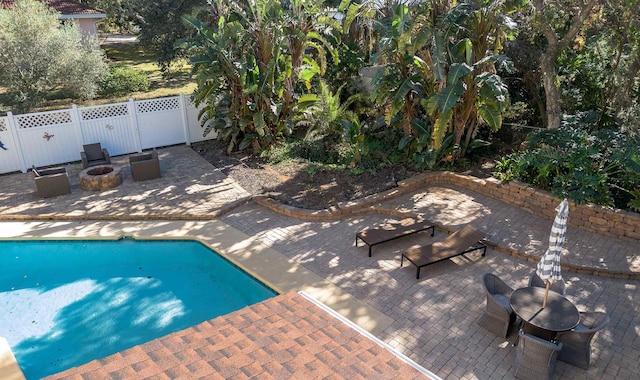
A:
79 165 122 191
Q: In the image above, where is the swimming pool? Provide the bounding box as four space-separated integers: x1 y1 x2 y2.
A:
0 238 277 379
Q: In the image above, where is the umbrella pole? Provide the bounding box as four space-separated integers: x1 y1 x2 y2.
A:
542 281 551 308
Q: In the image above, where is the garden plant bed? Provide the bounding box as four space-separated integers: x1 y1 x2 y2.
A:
192 140 497 210
191 140 420 210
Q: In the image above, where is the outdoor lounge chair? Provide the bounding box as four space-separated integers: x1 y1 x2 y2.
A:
32 166 71 198
356 218 435 257
479 273 518 338
556 311 610 369
400 225 486 279
81 143 111 168
528 270 566 295
129 150 161 181
514 329 562 380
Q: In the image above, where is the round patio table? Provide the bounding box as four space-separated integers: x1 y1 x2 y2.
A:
510 286 579 340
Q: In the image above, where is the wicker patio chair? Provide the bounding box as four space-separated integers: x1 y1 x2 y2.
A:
556 311 610 369
528 270 566 295
32 166 71 198
129 150 161 181
81 143 111 169
478 273 517 338
514 329 563 380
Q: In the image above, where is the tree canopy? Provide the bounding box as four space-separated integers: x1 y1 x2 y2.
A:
0 0 108 113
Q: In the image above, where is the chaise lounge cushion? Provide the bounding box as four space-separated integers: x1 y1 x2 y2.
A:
401 225 486 279
356 218 435 257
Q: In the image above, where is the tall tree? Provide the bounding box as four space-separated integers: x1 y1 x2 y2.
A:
129 0 208 73
598 0 640 132
531 0 599 129
0 0 108 113
79 0 136 32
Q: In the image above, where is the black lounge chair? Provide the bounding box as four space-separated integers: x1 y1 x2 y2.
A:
401 225 486 279
356 218 435 257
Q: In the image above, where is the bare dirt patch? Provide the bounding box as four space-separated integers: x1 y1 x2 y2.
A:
191 140 420 210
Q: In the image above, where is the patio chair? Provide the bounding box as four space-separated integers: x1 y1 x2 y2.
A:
129 150 161 181
514 329 562 380
478 273 518 338
32 166 71 198
528 271 566 295
400 225 486 279
356 218 435 257
81 143 111 169
556 311 610 369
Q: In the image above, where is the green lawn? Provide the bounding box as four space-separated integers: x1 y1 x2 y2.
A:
0 41 197 114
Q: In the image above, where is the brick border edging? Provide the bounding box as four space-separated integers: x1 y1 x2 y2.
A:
251 171 640 280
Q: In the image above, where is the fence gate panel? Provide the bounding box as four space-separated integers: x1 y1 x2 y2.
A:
79 103 138 156
15 110 81 168
136 97 185 149
0 117 22 174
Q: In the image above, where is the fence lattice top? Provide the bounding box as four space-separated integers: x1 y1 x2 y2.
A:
16 111 72 129
82 104 129 121
136 98 180 114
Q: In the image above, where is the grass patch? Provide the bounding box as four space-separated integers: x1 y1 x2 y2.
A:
0 41 196 115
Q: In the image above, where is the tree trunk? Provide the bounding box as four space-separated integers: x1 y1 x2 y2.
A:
539 50 562 129
533 0 600 129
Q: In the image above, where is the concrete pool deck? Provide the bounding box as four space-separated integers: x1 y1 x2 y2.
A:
0 144 638 379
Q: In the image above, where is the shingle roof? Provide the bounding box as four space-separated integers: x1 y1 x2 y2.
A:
1 0 105 16
43 292 433 379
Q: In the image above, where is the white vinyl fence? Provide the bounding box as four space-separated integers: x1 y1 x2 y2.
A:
0 94 215 174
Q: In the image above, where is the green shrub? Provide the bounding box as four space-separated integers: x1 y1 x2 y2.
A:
100 66 150 96
493 126 640 210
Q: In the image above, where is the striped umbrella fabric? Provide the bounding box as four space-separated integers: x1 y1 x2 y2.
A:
536 198 569 283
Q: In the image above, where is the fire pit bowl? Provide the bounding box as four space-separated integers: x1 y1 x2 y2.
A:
87 166 113 176
79 164 122 191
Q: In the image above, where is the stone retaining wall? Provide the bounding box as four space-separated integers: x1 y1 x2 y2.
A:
254 171 640 243
399 172 640 242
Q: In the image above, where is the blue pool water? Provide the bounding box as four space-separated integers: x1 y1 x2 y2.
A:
0 239 277 379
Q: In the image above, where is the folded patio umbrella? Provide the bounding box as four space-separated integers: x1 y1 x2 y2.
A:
536 198 569 308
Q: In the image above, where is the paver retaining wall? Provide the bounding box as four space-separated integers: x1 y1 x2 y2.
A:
255 171 640 243
400 172 640 243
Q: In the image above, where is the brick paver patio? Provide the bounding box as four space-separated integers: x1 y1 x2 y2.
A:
1 144 638 379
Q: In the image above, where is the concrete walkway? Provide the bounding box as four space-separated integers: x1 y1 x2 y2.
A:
0 144 638 379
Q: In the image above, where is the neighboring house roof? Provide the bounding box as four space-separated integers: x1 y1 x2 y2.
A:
1 0 106 18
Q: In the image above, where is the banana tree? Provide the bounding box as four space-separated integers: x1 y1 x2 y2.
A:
427 0 523 157
185 0 339 153
369 2 440 139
